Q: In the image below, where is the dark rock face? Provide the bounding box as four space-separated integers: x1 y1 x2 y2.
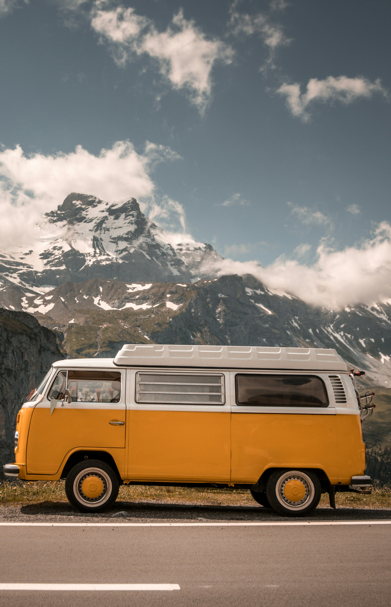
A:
0 310 63 478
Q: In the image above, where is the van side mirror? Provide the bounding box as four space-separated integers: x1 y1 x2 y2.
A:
50 389 72 415
50 397 58 415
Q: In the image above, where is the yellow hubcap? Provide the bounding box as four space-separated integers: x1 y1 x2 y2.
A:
283 479 306 502
81 475 104 499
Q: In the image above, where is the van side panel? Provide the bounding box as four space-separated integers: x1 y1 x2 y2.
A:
126 410 230 482
336 413 365 483
231 413 339 484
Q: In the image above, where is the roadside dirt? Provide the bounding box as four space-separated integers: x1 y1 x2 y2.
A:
1 500 391 524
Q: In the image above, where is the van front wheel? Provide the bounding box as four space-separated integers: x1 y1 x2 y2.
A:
65 460 119 513
266 469 321 517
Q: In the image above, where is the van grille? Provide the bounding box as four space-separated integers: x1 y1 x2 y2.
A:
329 375 347 403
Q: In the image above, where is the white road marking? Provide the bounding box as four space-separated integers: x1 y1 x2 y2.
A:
0 520 389 527
0 584 180 592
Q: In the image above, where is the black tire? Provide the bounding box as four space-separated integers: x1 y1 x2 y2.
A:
65 459 119 513
266 469 321 517
250 489 271 508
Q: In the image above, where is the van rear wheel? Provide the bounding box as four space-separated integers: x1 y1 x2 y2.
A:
266 469 321 517
250 489 271 508
65 459 119 513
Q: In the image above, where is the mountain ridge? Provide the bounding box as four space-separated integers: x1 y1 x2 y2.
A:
3 273 390 386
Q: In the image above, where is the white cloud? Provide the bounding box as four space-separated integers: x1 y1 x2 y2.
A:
91 4 149 53
221 193 249 207
148 196 187 234
91 5 234 112
200 222 391 309
0 0 27 17
228 0 290 70
0 140 179 249
269 0 289 10
51 0 91 27
278 76 388 122
294 243 311 257
224 243 250 256
347 204 361 215
288 202 332 228
52 0 89 9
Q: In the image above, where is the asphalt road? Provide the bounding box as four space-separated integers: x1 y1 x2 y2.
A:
0 520 390 607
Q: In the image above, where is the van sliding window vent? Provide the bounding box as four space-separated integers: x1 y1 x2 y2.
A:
136 373 225 405
328 375 347 403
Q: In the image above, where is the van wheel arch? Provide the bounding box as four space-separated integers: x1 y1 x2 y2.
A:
253 467 330 494
61 451 122 484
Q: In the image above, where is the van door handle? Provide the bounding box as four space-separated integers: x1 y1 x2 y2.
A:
109 420 125 426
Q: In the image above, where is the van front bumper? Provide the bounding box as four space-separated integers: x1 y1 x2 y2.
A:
3 464 19 478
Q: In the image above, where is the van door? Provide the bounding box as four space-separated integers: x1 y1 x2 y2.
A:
126 370 230 482
27 369 126 475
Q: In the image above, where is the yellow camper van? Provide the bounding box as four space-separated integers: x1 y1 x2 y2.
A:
4 345 374 516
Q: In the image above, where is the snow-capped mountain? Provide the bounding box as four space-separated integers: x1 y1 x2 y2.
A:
0 193 222 292
1 192 391 392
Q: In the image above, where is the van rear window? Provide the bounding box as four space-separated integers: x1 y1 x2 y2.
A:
236 374 328 407
136 373 225 405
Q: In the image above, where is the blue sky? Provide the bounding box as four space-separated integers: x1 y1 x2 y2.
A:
0 0 390 307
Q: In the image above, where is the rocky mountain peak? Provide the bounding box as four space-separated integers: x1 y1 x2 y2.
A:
46 193 102 224
46 193 150 237
0 192 222 290
107 198 141 217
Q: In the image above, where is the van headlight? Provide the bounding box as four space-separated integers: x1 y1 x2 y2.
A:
14 431 19 451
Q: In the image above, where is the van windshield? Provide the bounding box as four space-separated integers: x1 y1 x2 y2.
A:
25 369 53 402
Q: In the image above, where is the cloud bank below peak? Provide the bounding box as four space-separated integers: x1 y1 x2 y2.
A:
200 222 391 310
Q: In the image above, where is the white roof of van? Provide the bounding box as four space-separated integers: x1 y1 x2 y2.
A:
53 358 117 369
113 345 347 371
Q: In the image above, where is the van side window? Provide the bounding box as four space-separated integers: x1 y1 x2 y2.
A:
136 373 225 405
236 374 328 407
67 371 121 403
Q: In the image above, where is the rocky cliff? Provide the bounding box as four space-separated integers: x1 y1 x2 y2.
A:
0 310 63 478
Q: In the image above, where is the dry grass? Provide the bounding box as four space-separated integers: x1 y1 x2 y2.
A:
1 480 391 510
